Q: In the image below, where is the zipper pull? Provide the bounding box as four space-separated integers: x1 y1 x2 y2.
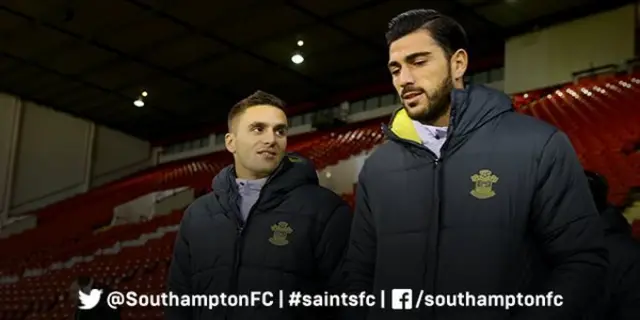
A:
237 224 244 235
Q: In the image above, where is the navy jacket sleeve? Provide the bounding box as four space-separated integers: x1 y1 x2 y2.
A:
165 208 193 320
615 258 640 320
344 169 377 294
341 169 377 319
515 131 608 319
314 200 353 293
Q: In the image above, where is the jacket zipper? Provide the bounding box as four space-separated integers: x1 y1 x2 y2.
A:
228 201 258 293
383 111 457 319
427 146 446 318
225 193 263 320
225 163 284 319
430 114 455 319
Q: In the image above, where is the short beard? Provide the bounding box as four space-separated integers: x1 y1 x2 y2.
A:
408 71 453 125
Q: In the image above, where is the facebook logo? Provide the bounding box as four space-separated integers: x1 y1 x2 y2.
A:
391 289 413 310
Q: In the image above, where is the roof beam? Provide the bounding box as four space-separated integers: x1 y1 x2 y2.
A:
171 0 392 74
448 0 505 36
284 1 387 52
0 4 236 100
100 0 394 100
70 31 194 79
0 83 152 140
0 50 191 130
121 0 334 92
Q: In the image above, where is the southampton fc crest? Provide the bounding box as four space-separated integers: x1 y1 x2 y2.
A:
269 222 293 246
470 169 499 199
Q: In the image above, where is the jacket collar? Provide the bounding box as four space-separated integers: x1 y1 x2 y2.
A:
387 85 513 146
389 108 421 144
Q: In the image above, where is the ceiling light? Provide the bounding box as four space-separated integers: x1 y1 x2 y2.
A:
141 91 148 97
133 99 144 107
291 54 304 64
297 40 304 47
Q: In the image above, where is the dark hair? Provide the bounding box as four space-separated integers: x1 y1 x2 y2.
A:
386 9 469 59
227 90 286 131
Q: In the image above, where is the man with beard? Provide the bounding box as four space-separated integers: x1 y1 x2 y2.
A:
342 9 607 320
166 90 352 319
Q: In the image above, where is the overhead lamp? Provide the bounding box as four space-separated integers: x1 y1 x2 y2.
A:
133 99 144 107
141 91 148 97
291 54 304 64
297 40 304 47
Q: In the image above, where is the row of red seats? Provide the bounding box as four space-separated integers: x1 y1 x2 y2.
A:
0 118 382 265
0 230 176 320
0 120 382 278
0 210 182 276
519 74 640 205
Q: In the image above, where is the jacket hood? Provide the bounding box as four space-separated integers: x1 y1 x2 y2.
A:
212 152 318 211
387 85 513 145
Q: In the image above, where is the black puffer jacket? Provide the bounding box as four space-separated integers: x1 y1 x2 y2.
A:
343 85 608 320
166 154 352 319
586 206 640 320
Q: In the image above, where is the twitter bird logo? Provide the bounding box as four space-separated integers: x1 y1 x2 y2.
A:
78 289 103 310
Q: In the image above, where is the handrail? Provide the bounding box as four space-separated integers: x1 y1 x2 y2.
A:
626 57 640 72
572 63 620 83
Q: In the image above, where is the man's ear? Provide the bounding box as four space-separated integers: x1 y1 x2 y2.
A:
450 48 468 84
225 133 236 153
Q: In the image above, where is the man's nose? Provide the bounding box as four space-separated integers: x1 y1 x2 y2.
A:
261 130 277 144
398 69 415 86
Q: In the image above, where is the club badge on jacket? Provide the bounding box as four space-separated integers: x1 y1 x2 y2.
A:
471 169 499 200
269 222 294 246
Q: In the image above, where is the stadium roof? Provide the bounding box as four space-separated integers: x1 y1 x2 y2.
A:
0 0 633 143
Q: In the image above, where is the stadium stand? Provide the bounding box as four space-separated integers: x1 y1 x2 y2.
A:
0 71 639 319
517 74 640 205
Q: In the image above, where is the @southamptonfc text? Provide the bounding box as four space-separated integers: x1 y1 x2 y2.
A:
107 291 278 309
